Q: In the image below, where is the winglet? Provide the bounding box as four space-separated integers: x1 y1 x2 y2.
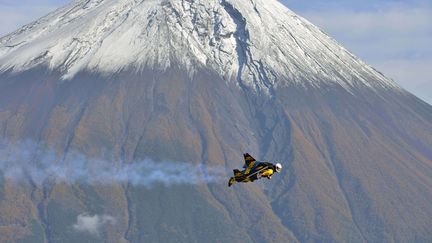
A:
243 153 256 168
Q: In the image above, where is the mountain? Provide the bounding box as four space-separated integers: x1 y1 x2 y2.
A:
0 0 431 242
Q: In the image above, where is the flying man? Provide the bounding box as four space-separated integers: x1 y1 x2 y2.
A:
228 153 282 187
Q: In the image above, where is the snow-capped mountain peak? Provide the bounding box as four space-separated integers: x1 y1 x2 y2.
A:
0 0 399 92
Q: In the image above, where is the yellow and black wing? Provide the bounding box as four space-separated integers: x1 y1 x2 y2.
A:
243 153 256 166
243 153 257 173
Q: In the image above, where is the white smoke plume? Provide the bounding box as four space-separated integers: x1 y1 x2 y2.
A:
0 139 225 187
73 213 116 236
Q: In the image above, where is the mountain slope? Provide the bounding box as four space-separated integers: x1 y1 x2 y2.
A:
0 0 431 242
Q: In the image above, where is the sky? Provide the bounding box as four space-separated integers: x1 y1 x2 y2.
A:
0 0 430 104
282 0 432 104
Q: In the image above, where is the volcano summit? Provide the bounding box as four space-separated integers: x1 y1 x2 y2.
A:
0 0 399 91
0 0 431 242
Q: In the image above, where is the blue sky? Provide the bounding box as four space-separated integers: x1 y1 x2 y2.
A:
0 0 431 104
283 0 432 104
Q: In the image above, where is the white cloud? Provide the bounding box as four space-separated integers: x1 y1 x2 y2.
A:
73 213 116 236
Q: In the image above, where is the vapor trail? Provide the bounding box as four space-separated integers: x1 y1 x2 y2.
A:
0 139 225 187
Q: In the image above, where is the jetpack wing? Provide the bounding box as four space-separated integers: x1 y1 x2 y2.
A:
243 153 256 169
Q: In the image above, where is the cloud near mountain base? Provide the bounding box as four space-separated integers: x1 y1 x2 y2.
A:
73 213 116 236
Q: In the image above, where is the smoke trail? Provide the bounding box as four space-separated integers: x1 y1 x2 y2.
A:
0 139 226 187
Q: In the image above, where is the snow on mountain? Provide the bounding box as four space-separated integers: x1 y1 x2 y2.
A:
0 0 399 93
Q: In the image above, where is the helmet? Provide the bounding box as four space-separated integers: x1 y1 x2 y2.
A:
275 163 282 172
